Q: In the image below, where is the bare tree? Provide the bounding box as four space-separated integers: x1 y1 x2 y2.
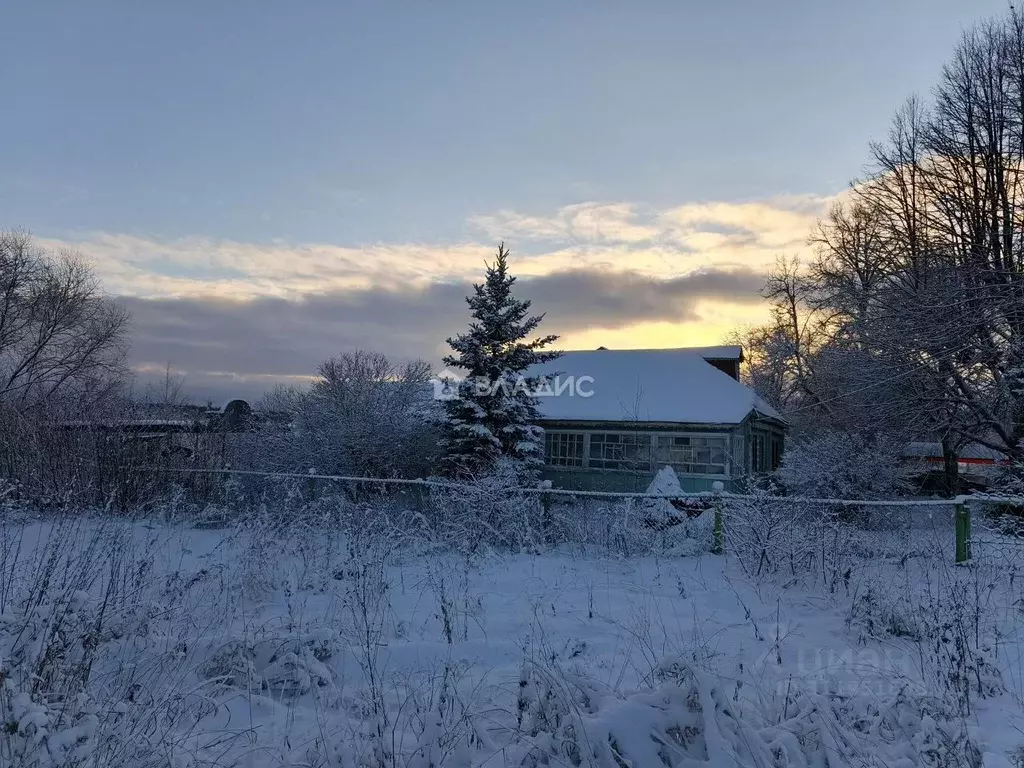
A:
0 231 132 503
728 326 791 412
140 363 190 412
0 231 130 412
742 10 1024 495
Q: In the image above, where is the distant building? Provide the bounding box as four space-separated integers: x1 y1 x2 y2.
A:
61 399 254 464
902 441 1010 491
530 346 785 492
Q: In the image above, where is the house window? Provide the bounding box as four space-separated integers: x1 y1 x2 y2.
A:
544 431 584 467
542 429 732 477
752 432 775 473
588 432 651 471
770 435 783 471
654 435 728 477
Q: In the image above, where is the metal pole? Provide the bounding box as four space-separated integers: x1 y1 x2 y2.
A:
955 502 971 564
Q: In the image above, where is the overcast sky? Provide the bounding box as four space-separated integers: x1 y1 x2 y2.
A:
0 0 1006 403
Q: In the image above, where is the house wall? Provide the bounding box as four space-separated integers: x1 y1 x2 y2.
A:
538 418 785 494
539 422 746 493
705 358 740 380
745 420 786 474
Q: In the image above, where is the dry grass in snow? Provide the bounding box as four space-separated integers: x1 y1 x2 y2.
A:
0 499 1022 766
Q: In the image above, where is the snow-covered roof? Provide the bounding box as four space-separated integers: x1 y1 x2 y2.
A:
593 345 743 361
529 348 782 425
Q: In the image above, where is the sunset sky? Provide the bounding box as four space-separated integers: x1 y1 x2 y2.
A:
0 0 1005 401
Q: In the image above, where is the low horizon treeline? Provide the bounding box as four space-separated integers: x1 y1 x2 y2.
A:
0 231 440 506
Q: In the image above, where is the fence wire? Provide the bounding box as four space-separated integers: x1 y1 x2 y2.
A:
130 466 1024 568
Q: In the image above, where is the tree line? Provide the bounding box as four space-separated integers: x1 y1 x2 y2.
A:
738 8 1024 495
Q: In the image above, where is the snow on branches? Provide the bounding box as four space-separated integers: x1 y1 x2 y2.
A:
441 244 560 481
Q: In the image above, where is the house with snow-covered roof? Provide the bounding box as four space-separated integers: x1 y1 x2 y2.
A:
529 346 785 492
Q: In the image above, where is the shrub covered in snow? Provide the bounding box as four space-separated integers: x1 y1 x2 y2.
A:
255 350 442 480
775 431 914 500
418 458 546 554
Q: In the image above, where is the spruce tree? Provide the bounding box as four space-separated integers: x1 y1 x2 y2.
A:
441 243 560 478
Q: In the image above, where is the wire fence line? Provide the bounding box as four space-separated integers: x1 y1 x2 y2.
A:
124 465 1024 566
131 465 1024 508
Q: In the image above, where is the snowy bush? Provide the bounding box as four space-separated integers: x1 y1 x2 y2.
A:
201 633 338 697
525 468 717 559
846 585 922 642
255 350 442 480
545 495 713 558
982 461 1024 531
776 431 914 500
423 458 545 553
0 683 100 768
723 486 859 588
724 489 947 593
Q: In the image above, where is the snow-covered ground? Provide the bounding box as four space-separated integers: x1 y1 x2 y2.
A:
2 501 1024 767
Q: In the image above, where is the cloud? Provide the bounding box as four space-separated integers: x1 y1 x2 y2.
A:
122 266 765 401
36 233 505 299
39 193 833 401
42 194 829 302
472 202 660 245
471 195 830 267
657 197 825 251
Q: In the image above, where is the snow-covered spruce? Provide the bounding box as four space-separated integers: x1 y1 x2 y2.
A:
441 243 560 481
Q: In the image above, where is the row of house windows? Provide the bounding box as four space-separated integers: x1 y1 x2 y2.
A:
544 431 730 477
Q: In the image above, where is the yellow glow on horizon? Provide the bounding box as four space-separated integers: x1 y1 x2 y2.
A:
558 306 770 352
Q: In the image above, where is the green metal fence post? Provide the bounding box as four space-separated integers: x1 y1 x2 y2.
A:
955 501 971 564
711 481 725 555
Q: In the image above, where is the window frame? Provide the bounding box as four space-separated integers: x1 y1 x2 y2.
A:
751 429 779 474
542 429 731 478
588 431 652 472
652 433 730 477
543 430 585 467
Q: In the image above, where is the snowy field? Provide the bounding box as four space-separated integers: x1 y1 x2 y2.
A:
3 499 1024 767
